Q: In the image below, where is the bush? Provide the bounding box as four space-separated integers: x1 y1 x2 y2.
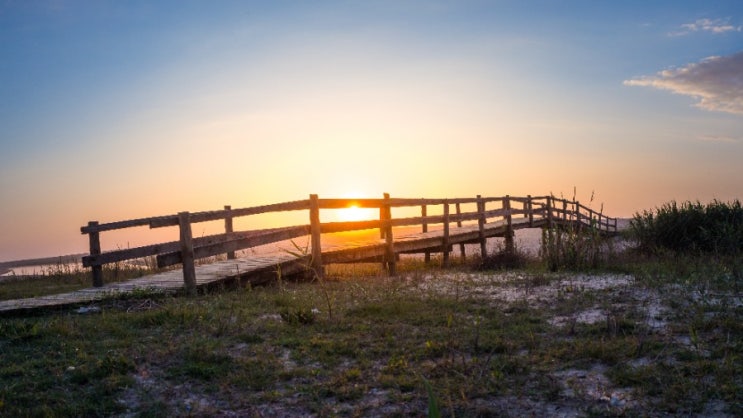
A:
630 200 743 254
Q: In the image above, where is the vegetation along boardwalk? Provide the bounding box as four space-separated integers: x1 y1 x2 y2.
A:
0 194 618 313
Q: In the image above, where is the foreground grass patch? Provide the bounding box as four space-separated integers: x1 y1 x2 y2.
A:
1 255 741 416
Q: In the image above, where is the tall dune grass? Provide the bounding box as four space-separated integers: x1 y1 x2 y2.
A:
630 200 743 254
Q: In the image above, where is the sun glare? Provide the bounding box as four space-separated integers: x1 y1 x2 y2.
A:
336 204 374 222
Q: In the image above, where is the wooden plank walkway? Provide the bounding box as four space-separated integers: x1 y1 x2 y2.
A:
0 219 534 314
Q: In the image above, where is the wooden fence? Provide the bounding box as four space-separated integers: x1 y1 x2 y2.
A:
81 194 618 292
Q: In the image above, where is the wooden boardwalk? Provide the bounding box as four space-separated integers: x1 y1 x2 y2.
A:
0 194 617 314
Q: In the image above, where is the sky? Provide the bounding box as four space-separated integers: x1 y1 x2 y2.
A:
1 0 742 261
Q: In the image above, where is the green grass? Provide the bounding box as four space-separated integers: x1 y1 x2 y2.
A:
2 205 742 416
1 250 741 416
0 261 157 301
630 199 743 254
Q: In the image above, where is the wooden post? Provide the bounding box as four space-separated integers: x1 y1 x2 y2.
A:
421 204 431 263
442 200 450 267
455 202 465 259
545 197 554 247
477 195 487 258
178 212 197 296
504 195 514 254
527 195 534 227
309 194 323 278
587 208 594 227
575 201 581 231
224 205 235 260
87 221 104 287
614 217 618 233
382 193 396 276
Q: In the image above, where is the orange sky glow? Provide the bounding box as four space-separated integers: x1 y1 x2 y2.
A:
1 2 742 261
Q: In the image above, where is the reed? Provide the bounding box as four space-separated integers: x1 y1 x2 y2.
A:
630 199 743 254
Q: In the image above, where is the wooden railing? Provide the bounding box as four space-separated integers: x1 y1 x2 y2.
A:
81 194 618 291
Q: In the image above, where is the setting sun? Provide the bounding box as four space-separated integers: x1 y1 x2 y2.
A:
335 204 376 223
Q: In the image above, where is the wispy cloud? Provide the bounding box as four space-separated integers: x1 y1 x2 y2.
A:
669 18 741 36
624 51 743 115
697 134 740 144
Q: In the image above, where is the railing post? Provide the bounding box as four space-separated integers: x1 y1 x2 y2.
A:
546 197 553 227
455 202 465 259
379 203 386 239
224 205 235 260
382 193 396 276
87 221 104 287
587 208 594 227
477 195 487 258
179 212 197 296
504 195 514 254
575 201 581 231
563 200 568 223
422 203 431 263
309 194 323 278
442 199 450 267
527 195 534 227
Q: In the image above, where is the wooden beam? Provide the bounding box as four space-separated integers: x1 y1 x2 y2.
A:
477 195 487 258
422 204 430 263
442 200 450 267
456 202 465 259
224 205 235 260
87 221 103 287
156 226 310 268
504 196 514 253
179 212 196 296
309 194 323 278
382 193 396 276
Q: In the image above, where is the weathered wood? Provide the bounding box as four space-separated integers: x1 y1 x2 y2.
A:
477 195 487 258
156 226 310 268
456 202 465 258
88 222 103 287
84 241 178 267
179 212 197 296
224 205 235 260
442 200 450 267
321 220 383 234
382 193 396 275
149 200 310 228
80 194 619 277
81 217 156 234
318 198 383 209
504 196 514 253
422 204 430 263
309 194 323 278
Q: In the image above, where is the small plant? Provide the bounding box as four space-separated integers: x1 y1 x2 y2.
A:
279 306 316 325
284 240 336 320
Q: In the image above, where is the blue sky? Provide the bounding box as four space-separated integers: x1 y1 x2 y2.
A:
1 0 742 260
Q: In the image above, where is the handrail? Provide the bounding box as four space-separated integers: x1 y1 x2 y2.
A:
80 194 618 289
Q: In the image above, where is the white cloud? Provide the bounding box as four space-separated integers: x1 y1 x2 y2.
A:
697 134 740 144
669 18 741 36
624 51 743 115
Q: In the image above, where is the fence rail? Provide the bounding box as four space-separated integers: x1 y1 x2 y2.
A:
81 194 618 291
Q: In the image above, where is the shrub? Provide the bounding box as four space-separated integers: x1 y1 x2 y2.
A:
630 200 743 254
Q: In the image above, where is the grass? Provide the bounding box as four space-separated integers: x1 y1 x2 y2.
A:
0 259 159 301
1 250 741 416
1 201 741 416
630 199 743 254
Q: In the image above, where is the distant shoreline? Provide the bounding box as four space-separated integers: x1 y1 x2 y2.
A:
0 253 87 269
